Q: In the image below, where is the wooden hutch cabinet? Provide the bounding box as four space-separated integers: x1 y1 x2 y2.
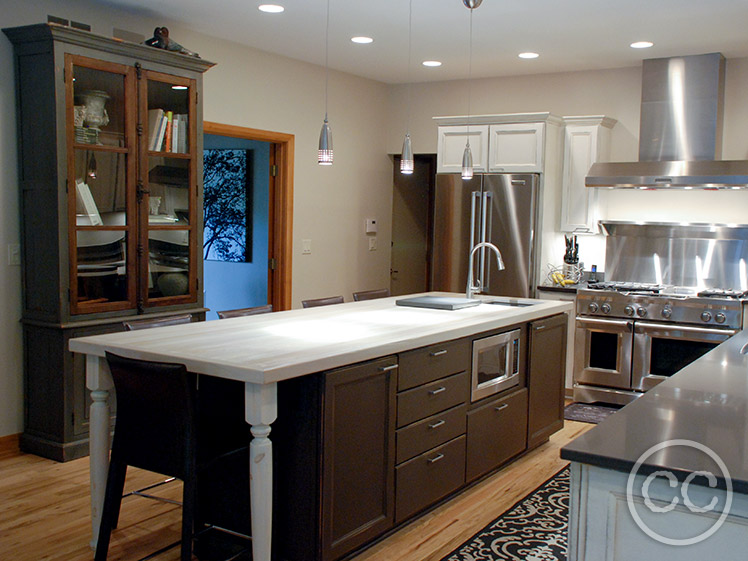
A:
3 24 214 460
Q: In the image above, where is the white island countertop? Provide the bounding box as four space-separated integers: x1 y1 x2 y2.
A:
69 292 572 385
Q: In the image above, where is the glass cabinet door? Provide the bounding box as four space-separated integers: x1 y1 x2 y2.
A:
67 55 137 315
140 71 198 306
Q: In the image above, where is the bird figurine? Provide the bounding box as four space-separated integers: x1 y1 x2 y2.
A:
144 27 200 58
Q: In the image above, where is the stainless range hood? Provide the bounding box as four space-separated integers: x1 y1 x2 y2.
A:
586 53 748 189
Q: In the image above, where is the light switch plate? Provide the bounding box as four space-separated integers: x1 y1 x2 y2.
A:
8 244 20 266
302 239 312 255
368 237 377 251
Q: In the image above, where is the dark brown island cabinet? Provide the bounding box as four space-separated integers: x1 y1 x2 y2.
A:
273 313 568 561
3 24 214 461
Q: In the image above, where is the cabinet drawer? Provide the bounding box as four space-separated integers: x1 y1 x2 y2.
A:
395 435 466 523
466 388 528 482
396 404 466 464
398 339 470 391
397 371 469 428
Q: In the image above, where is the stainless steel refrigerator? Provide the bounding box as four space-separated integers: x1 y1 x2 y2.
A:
431 173 540 298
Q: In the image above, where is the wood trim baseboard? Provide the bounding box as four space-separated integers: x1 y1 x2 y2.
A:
0 433 21 458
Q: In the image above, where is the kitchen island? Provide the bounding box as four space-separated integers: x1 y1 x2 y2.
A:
561 329 748 560
70 292 572 561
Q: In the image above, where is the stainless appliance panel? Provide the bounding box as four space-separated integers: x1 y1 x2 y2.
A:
471 329 521 402
574 317 633 390
431 174 481 293
482 174 538 298
632 322 737 391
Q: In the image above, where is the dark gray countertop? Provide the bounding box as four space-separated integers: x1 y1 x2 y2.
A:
561 329 748 492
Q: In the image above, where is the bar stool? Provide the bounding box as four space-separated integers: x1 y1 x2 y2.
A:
301 295 344 308
94 352 249 561
217 304 273 319
353 288 390 301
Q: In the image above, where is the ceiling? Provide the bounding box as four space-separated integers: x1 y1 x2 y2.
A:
98 0 748 84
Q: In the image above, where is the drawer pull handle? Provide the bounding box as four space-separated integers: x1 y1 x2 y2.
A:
378 364 399 372
495 403 509 412
428 453 445 464
429 386 447 396
430 350 448 357
428 420 446 429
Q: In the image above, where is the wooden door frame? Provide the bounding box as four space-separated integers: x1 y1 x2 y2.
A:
203 122 294 311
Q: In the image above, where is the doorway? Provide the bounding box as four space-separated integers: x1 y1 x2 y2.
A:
202 122 294 315
390 154 436 296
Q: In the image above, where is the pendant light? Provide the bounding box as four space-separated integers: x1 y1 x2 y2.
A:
461 0 481 180
318 0 333 165
400 0 414 175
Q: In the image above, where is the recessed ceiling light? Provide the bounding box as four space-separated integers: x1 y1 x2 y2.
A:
258 4 284 13
630 41 654 49
422 60 442 67
518 52 539 59
351 36 374 44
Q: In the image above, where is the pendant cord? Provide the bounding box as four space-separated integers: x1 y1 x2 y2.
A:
324 0 330 119
466 7 473 147
406 0 413 135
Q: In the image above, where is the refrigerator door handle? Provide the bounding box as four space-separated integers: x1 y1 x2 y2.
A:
470 190 481 289
481 191 492 290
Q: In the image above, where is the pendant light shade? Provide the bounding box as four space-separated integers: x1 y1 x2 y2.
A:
400 135 414 175
318 0 333 166
318 115 333 165
461 143 473 180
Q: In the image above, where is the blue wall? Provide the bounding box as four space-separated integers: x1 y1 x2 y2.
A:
203 135 270 320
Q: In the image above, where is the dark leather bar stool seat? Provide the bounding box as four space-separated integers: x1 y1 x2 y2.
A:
94 352 249 561
217 304 273 319
353 288 390 301
301 295 344 308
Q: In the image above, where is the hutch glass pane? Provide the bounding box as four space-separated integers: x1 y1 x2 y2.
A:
75 231 128 304
146 79 190 154
148 230 190 298
147 156 190 224
72 65 125 146
74 150 127 225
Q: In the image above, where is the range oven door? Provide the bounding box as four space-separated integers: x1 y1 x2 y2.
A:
632 322 737 391
574 317 633 390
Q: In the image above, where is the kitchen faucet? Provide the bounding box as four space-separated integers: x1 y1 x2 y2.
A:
466 241 505 300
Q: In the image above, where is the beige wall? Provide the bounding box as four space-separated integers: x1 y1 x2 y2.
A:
0 0 392 437
387 59 748 272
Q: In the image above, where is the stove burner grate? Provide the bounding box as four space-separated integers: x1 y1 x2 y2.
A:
696 288 748 299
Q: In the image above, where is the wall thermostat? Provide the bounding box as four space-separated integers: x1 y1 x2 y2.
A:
365 218 377 234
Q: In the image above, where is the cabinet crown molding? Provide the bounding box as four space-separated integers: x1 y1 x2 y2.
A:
433 112 563 127
563 115 617 129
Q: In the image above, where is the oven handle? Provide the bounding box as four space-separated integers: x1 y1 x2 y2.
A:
576 317 633 331
634 322 738 338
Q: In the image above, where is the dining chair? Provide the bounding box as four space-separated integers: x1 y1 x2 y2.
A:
123 313 193 331
95 352 249 561
217 304 273 319
301 295 344 308
353 288 390 301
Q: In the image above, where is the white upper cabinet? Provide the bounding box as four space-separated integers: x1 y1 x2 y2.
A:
488 122 545 172
436 125 489 173
560 116 617 234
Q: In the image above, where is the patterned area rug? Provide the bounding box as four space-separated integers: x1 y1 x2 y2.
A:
564 402 621 424
441 466 569 561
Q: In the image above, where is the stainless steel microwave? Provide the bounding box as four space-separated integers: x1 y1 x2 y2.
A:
471 329 521 402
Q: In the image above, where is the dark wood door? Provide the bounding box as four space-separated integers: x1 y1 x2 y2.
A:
321 357 397 561
527 313 567 448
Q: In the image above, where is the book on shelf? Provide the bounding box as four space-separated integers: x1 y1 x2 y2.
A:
163 111 174 152
75 179 103 226
147 108 164 151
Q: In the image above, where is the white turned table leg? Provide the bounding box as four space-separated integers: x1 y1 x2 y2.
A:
86 355 113 549
245 382 278 561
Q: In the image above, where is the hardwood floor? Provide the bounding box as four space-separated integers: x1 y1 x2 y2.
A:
0 421 591 561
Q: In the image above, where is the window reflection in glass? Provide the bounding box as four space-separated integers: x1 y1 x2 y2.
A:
148 230 190 298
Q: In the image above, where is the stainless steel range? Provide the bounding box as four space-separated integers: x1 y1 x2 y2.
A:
573 221 748 405
574 283 743 404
